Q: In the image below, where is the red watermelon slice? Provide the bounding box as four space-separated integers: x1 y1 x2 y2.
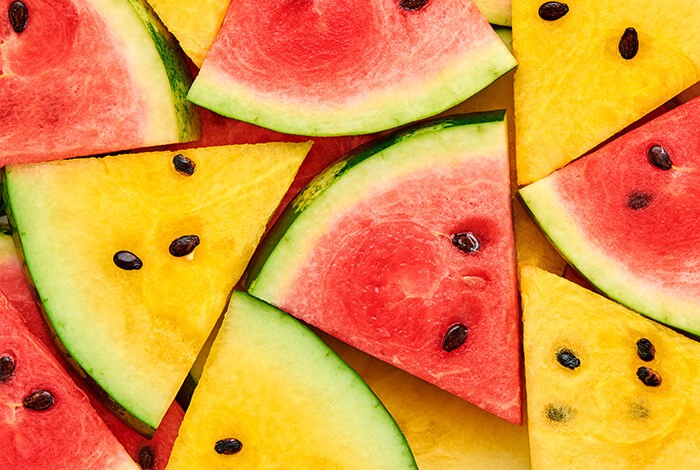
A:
246 111 522 423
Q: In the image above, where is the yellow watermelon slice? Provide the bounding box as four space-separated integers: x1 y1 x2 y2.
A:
520 266 700 468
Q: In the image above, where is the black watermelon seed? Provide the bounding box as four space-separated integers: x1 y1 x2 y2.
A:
169 235 200 257
452 232 481 254
627 192 652 210
399 0 428 11
636 366 662 387
647 145 673 170
545 404 572 423
619 27 639 60
556 348 581 370
442 324 468 352
215 438 243 455
0 355 16 382
138 445 155 469
636 338 656 362
23 390 55 411
113 251 143 270
538 2 569 21
173 154 196 176
8 1 28 33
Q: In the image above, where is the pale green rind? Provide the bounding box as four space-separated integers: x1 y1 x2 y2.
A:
494 27 513 52
475 0 512 26
519 181 700 336
188 38 515 136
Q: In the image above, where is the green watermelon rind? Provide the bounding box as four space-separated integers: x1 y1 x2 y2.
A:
475 0 512 27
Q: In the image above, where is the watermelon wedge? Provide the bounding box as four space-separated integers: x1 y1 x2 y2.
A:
520 266 700 468
520 97 700 336
188 0 516 136
0 0 199 166
0 290 138 469
246 112 522 423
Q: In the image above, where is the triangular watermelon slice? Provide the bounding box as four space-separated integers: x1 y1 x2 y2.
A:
0 0 199 166
246 112 522 423
512 0 700 184
3 142 310 434
520 266 700 468
0 290 138 469
520 97 700 336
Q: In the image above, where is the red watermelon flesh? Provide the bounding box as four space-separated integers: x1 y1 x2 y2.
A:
0 290 137 469
0 234 182 469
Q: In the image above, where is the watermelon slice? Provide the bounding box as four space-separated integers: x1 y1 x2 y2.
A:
3 143 310 434
0 290 138 469
474 0 512 26
188 0 516 136
246 112 522 423
0 0 199 166
520 97 700 336
512 0 700 184
520 266 700 468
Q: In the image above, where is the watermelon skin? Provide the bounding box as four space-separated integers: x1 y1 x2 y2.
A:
0 0 199 166
520 97 700 336
0 290 138 469
247 112 522 423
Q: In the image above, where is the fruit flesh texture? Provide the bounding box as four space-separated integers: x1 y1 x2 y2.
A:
474 0 512 26
520 97 700 336
248 114 522 423
0 0 198 166
0 291 138 470
4 143 309 433
513 0 700 184
189 0 516 135
520 266 700 469
167 292 417 469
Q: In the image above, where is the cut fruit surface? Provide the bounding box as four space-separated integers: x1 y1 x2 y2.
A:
520 266 700 469
189 0 516 135
513 0 700 184
0 0 199 166
167 292 417 469
475 0 512 26
247 112 522 423
4 142 309 434
520 97 700 336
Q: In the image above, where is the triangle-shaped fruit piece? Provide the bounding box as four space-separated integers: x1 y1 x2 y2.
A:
520 266 700 468
3 142 310 435
512 0 700 184
0 290 138 469
167 292 417 469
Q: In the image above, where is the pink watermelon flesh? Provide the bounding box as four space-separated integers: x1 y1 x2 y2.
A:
0 236 182 469
0 290 137 468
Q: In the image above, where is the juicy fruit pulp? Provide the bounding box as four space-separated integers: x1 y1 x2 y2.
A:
520 266 700 468
513 0 700 184
0 291 138 469
167 292 417 469
520 97 700 336
4 143 309 433
188 0 516 135
0 0 199 166
247 112 522 423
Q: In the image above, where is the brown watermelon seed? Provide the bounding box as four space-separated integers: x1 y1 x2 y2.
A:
399 0 428 11
627 192 652 210
23 390 55 411
619 27 639 60
138 445 155 469
442 324 468 352
113 251 143 270
636 367 662 387
8 1 28 33
538 2 569 21
648 145 673 170
0 355 16 382
173 154 196 176
556 348 581 370
636 338 656 362
452 232 481 254
215 438 243 455
545 404 572 423
169 235 200 257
